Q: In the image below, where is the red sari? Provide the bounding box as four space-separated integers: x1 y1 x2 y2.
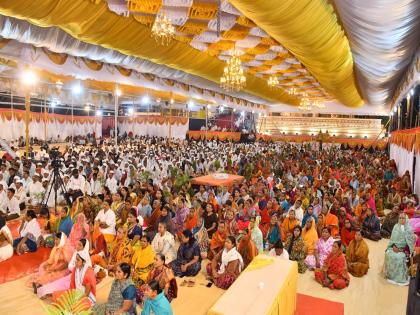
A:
315 251 350 289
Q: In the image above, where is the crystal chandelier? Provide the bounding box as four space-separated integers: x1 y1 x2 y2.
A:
298 97 312 111
151 13 175 46
220 50 246 92
267 75 279 89
288 87 298 95
312 99 326 109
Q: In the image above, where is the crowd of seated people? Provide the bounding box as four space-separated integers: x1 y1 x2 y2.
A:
0 136 419 314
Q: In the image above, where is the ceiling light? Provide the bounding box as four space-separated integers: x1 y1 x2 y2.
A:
96 109 103 116
72 83 83 95
141 95 150 105
128 107 134 115
115 88 122 97
21 69 38 86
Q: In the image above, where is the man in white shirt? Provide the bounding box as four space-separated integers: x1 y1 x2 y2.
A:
88 172 102 196
21 170 33 190
68 169 87 197
95 200 116 243
0 182 7 212
14 180 27 206
28 174 45 206
4 188 20 219
288 199 304 222
105 171 118 194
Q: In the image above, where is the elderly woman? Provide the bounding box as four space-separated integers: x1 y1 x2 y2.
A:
315 240 350 290
172 229 201 281
384 213 416 285
346 230 369 277
92 262 137 315
380 206 401 238
152 222 177 264
285 225 307 273
206 236 244 289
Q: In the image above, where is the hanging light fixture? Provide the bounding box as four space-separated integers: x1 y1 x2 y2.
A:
220 49 246 92
288 87 297 95
298 97 312 111
267 75 279 89
151 13 175 46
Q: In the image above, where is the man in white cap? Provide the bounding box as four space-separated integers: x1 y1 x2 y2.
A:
4 188 20 220
14 179 26 206
28 173 45 206
106 170 118 194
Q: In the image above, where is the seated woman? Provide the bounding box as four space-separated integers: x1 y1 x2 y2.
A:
281 209 300 241
131 235 155 287
192 216 210 260
36 238 91 299
206 236 244 289
0 216 13 262
361 207 381 241
89 226 109 269
13 209 41 255
265 214 282 250
268 240 289 260
172 229 201 280
70 250 96 307
302 205 317 228
209 221 228 260
315 240 350 290
249 216 264 253
126 208 143 251
305 227 334 270
285 225 307 273
302 217 318 259
340 219 356 250
237 227 259 268
152 222 177 265
30 232 71 292
137 254 177 305
156 205 176 236
380 205 400 238
141 279 173 315
346 230 369 277
68 212 90 250
107 227 133 275
93 262 137 315
224 208 239 237
384 213 416 285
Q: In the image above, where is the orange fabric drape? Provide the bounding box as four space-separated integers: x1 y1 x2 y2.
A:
0 109 100 124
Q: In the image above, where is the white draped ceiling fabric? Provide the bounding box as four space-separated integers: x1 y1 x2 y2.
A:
334 0 420 107
118 118 189 139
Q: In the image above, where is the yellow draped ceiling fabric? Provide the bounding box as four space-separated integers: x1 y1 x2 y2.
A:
229 0 363 108
0 0 299 106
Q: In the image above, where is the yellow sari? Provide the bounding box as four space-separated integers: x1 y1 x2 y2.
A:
302 218 318 255
131 244 155 286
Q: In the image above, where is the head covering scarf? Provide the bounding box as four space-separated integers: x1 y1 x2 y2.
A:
302 217 318 255
388 214 416 253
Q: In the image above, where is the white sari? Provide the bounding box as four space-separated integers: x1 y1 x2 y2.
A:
218 247 244 274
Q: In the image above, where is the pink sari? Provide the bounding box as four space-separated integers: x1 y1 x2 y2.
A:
305 237 334 269
68 213 90 250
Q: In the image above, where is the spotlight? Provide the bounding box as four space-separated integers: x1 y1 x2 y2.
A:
21 69 38 86
141 95 150 105
50 100 57 108
188 100 194 108
84 105 90 111
241 111 245 116
115 88 122 97
170 98 174 104
128 107 134 115
410 89 414 96
233 108 237 112
95 109 103 116
220 105 224 112
72 83 83 95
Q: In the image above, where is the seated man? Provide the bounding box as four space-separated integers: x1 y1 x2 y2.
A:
13 209 41 255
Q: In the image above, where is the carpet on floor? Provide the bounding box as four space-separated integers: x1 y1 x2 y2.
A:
296 293 344 315
0 247 51 284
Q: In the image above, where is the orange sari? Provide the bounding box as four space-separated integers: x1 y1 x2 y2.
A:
281 218 299 241
185 210 198 231
324 213 339 237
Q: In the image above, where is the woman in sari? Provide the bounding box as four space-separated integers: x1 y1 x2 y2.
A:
316 213 325 237
346 230 369 277
191 216 209 260
384 213 416 285
249 216 264 253
380 205 400 238
107 227 132 275
340 219 356 250
70 250 96 307
224 208 239 237
125 208 142 251
281 209 299 241
30 232 71 290
136 253 177 305
305 227 334 270
156 205 176 236
265 214 282 249
68 212 90 250
315 240 350 289
361 207 381 241
206 236 244 290
237 228 258 268
172 229 201 279
285 225 307 273
131 235 155 287
302 205 317 228
92 263 137 315
184 204 199 232
89 225 109 269
112 192 128 228
209 221 228 260
152 222 177 264
302 217 318 258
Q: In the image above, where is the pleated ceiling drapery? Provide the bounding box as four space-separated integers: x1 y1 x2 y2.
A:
228 0 363 108
333 0 420 107
0 0 299 106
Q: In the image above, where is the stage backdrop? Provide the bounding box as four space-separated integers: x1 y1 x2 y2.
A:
0 109 101 141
